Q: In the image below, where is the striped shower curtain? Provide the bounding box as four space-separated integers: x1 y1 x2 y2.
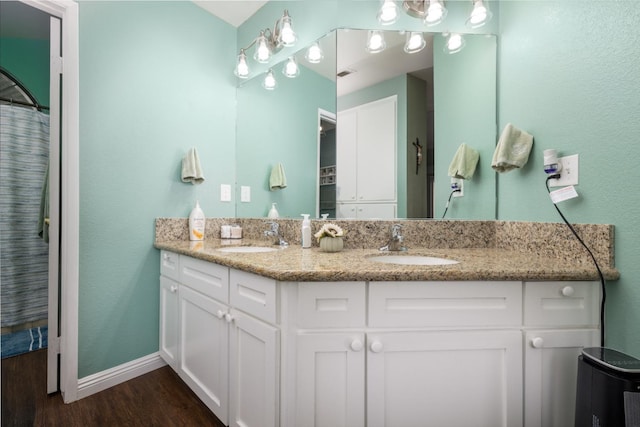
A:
0 105 50 327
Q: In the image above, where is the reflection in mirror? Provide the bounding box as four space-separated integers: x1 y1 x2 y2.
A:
235 29 496 221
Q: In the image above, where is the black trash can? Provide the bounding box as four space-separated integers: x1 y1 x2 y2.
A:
575 347 640 427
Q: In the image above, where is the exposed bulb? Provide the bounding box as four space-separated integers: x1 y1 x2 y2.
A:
466 0 492 28
254 32 272 63
366 30 386 53
425 0 447 26
444 33 465 54
283 56 300 78
234 50 249 78
305 42 324 64
262 69 277 90
278 10 297 47
404 32 426 54
377 0 398 25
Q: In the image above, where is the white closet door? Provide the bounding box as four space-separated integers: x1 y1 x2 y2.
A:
336 109 357 202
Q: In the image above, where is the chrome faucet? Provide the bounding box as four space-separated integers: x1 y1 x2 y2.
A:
379 224 407 252
264 221 288 247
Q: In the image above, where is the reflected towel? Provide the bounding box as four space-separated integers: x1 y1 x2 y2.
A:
491 123 534 173
269 163 287 191
448 143 480 180
181 147 205 184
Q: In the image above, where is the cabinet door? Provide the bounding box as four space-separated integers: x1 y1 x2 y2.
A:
336 109 357 202
367 330 522 427
228 309 279 427
356 96 396 202
357 203 396 219
296 333 365 427
524 329 600 427
179 285 229 424
159 276 179 369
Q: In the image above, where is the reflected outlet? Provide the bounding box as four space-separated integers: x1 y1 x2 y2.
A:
451 178 464 197
548 154 579 187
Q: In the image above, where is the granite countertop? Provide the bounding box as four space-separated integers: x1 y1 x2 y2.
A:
154 239 620 283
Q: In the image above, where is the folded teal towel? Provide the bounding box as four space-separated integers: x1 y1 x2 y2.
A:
448 143 480 180
491 123 534 173
181 147 205 184
269 163 287 191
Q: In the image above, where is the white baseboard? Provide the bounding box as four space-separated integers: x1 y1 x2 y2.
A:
76 352 167 400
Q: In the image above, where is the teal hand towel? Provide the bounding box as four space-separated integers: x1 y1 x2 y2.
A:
491 123 534 173
181 147 205 184
269 163 287 191
448 143 480 180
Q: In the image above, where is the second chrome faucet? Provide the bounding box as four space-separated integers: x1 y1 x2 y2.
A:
379 224 407 252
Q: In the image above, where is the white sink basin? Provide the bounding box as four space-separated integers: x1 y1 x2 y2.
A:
217 246 279 253
368 255 459 266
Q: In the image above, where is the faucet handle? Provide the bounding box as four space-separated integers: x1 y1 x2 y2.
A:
391 223 403 235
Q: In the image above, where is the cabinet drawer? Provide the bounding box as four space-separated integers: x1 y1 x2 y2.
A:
179 255 229 302
230 269 277 324
369 281 522 328
524 281 599 327
297 282 366 328
160 250 180 281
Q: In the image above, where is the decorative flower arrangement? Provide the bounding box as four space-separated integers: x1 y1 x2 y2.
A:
314 223 345 242
314 223 345 253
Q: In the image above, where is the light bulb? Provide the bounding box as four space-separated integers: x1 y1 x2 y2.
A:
404 32 426 54
254 32 272 63
366 30 386 53
466 0 492 28
377 0 398 25
444 33 465 54
305 42 324 64
425 0 447 26
263 69 277 90
283 57 300 78
234 50 249 78
278 11 297 47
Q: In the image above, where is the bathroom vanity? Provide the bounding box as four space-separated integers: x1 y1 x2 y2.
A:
155 219 618 427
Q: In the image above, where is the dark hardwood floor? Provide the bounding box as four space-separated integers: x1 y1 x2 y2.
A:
2 350 226 426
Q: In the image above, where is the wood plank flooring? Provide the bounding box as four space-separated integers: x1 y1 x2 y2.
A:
2 350 226 426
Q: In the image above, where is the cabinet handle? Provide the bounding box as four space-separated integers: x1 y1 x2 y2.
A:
163 253 171 261
370 341 384 353
224 313 234 323
216 310 225 319
561 286 575 297
531 337 544 349
350 339 363 352
170 285 178 293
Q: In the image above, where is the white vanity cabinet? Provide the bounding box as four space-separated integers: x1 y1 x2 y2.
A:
158 251 279 427
523 281 601 427
336 96 397 219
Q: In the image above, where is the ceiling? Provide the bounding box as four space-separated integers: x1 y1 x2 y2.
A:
192 0 268 27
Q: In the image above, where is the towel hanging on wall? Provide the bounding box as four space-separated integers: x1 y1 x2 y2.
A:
448 143 480 180
269 163 287 191
491 123 534 173
181 147 205 184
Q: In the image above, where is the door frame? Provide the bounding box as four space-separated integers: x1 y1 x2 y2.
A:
20 0 79 403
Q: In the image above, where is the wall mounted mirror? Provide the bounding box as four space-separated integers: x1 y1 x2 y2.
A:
235 28 497 220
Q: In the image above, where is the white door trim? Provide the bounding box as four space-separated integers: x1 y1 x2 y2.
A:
20 0 80 403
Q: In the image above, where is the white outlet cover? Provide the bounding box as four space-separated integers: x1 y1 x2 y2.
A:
220 184 231 202
240 186 251 202
549 154 579 187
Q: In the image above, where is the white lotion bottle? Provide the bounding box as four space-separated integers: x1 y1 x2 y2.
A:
189 201 205 241
268 203 279 218
301 214 311 248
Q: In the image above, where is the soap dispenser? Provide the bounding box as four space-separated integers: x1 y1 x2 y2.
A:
301 214 311 248
268 203 279 218
189 200 205 241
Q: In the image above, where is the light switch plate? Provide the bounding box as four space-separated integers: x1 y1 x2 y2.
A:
549 154 579 187
241 186 251 202
220 184 231 202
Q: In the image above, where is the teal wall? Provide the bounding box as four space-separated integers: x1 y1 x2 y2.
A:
497 2 640 357
78 1 236 377
0 38 49 107
235 66 335 218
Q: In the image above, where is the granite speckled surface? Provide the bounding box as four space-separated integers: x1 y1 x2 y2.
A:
155 218 619 282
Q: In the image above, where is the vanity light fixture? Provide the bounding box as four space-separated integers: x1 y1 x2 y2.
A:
377 0 399 25
282 56 300 78
305 42 324 64
233 10 297 78
443 33 465 54
402 0 447 26
466 0 492 28
262 69 277 90
404 32 426 53
366 30 387 53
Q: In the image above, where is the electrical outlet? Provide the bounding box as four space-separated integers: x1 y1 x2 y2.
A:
240 186 251 202
549 154 579 187
451 178 464 197
220 184 231 202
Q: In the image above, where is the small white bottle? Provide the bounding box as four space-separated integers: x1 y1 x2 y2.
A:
189 201 205 241
268 203 279 218
301 214 311 248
